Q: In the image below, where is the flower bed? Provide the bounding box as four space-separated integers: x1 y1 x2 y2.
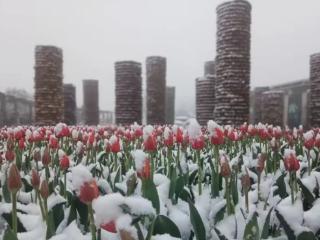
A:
0 120 320 240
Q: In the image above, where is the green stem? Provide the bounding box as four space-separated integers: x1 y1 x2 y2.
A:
88 203 97 240
290 173 294 205
307 150 311 176
197 150 202 195
64 172 67 199
225 177 232 215
12 192 17 237
37 189 46 220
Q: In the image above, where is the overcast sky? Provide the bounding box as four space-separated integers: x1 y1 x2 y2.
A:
0 0 319 114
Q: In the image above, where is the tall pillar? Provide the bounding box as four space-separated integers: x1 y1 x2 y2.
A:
310 53 320 127
63 84 77 125
165 86 175 124
83 80 99 125
34 45 64 125
214 0 251 125
146 56 166 124
115 61 142 125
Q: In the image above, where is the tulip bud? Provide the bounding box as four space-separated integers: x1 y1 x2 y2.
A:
284 150 300 172
220 155 231 177
31 169 40 188
18 138 25 150
33 148 41 162
40 180 49 199
5 150 15 162
8 163 22 193
79 180 99 204
241 172 251 190
7 137 14 151
60 155 70 171
256 153 266 173
42 147 51 166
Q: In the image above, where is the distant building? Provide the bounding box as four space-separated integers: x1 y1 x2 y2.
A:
165 86 175 124
251 79 310 128
100 110 114 125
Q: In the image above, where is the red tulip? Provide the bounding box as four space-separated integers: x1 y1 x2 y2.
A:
40 180 49 199
210 127 224 145
191 135 205 150
8 164 22 193
284 151 300 172
101 221 117 233
144 135 157 152
5 150 15 162
175 127 184 144
137 159 151 180
79 180 99 204
42 147 51 166
220 155 231 177
60 155 70 171
110 135 121 153
31 169 40 188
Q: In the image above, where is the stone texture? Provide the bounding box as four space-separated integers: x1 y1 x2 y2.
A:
34 45 64 125
165 86 175 124
83 80 99 125
146 56 166 125
213 0 251 125
63 84 76 125
115 61 142 125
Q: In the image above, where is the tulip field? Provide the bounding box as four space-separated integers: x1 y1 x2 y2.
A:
1 120 320 240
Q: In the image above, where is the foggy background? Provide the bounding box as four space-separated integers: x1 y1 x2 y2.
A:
0 0 319 116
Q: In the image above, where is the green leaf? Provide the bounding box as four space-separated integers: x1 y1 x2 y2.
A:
260 207 273 239
134 222 145 240
51 202 65 230
2 180 11 203
275 209 295 240
3 226 18 240
274 174 288 199
2 213 26 233
126 173 137 196
296 230 315 240
188 200 206 240
214 227 229 240
169 165 177 201
175 176 185 202
113 166 121 191
21 178 33 193
46 210 56 239
67 199 77 225
74 196 89 231
153 215 181 238
297 179 315 210
142 179 160 214
231 174 238 205
179 188 192 202
214 203 226 224
243 212 259 240
189 170 198 185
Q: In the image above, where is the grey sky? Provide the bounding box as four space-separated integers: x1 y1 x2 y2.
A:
0 0 319 115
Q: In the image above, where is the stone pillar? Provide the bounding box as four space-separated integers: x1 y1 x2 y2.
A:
83 80 99 125
165 86 175 124
214 0 251 125
310 53 320 127
115 61 142 125
63 84 77 125
146 56 166 125
34 45 64 125
261 91 284 126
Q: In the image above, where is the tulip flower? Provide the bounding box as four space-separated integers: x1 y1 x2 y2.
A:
284 150 299 204
8 163 22 237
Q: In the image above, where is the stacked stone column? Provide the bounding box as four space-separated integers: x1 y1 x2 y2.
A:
83 80 99 125
63 84 76 125
196 61 216 126
115 61 142 125
165 86 175 124
261 91 284 126
214 0 251 125
146 56 166 125
310 53 320 127
34 45 64 125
